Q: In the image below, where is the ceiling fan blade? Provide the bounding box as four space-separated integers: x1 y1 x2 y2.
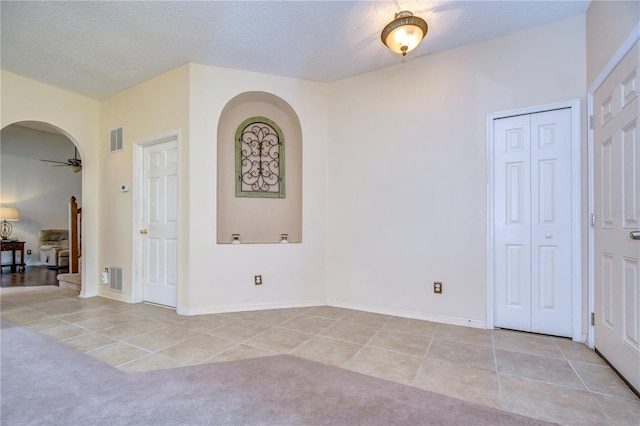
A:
40 147 82 170
40 159 69 165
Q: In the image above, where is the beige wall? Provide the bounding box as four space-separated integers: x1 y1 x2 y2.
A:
2 63 326 313
0 70 99 296
587 1 640 87
326 16 587 327
186 63 328 313
98 65 190 304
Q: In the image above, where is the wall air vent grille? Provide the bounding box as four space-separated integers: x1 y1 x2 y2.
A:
108 267 123 292
110 127 124 152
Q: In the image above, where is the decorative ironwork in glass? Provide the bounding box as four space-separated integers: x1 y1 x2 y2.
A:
235 117 285 198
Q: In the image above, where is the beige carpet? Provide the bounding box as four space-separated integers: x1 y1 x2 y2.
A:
1 319 553 425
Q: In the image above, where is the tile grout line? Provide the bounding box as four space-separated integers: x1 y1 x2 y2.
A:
340 318 393 371
497 370 619 394
491 331 506 412
116 351 177 371
556 337 615 425
282 315 340 356
84 340 153 369
198 341 278 366
409 323 439 387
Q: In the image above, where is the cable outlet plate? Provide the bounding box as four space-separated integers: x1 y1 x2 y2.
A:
434 281 443 294
254 275 262 285
26 249 32 255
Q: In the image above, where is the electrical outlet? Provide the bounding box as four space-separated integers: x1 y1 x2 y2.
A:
26 249 32 255
434 281 443 294
254 275 262 286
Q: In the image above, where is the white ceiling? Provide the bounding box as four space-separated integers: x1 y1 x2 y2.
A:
1 1 590 100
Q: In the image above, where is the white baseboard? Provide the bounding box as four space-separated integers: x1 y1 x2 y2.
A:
177 298 486 329
96 290 133 304
326 299 487 329
75 291 487 328
177 299 327 316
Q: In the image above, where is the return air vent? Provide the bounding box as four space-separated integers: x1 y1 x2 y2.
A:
108 267 123 292
110 127 123 152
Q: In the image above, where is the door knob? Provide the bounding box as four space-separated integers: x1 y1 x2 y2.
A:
545 234 552 239
630 231 640 240
140 229 148 235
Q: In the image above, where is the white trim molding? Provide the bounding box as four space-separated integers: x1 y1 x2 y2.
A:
486 99 582 341
179 299 487 328
589 22 640 96
178 300 326 316
587 23 640 349
327 300 487 329
132 129 182 308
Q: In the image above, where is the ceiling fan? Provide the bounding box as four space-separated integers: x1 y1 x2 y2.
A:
40 147 82 173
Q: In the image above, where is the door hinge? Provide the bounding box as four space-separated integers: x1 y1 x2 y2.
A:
590 213 595 227
591 312 595 326
589 115 594 130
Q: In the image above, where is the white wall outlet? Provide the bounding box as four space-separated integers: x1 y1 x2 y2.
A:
254 275 262 285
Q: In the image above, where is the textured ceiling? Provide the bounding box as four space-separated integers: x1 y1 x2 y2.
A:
1 1 590 100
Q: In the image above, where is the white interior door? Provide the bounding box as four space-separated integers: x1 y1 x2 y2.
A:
494 115 532 332
142 138 179 307
593 41 640 392
493 108 574 337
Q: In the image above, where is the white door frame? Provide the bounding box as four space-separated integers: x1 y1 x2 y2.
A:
587 23 640 349
487 99 582 341
132 129 181 304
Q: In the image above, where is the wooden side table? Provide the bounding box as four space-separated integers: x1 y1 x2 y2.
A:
0 241 26 273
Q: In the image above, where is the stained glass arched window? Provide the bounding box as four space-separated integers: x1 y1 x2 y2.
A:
235 117 285 198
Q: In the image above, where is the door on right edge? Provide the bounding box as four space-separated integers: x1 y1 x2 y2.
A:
593 41 640 393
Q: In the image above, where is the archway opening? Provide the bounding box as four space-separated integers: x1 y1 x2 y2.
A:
1 121 83 285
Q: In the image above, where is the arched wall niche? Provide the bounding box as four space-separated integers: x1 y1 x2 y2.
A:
217 91 303 244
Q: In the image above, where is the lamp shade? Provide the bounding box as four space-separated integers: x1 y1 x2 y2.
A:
0 207 19 221
381 11 428 56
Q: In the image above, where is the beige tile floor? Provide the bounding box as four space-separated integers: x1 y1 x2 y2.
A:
2 285 639 425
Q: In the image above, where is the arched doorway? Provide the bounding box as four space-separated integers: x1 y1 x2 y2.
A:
1 121 83 286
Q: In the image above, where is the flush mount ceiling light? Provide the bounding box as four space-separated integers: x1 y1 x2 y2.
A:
381 11 428 57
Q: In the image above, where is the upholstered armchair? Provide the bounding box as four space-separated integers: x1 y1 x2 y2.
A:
38 229 69 269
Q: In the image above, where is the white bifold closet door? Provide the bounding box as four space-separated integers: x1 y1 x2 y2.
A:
493 108 573 337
